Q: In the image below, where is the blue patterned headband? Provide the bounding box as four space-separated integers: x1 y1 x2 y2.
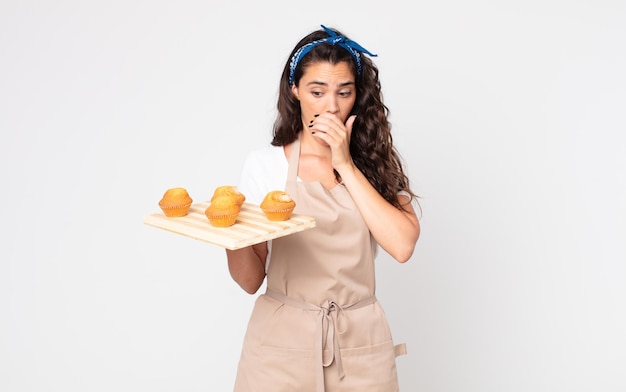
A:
288 25 378 86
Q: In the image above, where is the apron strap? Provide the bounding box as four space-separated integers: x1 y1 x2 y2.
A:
394 342 407 357
286 136 301 183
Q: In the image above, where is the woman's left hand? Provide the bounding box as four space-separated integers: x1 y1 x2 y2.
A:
310 113 357 171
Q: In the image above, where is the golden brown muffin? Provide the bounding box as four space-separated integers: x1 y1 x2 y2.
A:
260 190 296 221
159 187 193 217
205 195 240 227
211 185 246 207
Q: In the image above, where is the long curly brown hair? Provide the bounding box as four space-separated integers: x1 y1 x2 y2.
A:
271 26 417 210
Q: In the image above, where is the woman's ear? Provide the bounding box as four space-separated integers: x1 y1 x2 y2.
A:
291 84 300 100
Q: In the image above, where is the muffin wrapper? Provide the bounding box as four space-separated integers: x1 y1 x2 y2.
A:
159 203 192 217
261 208 294 221
205 213 239 227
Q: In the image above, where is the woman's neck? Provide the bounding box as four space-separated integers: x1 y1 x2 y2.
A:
288 130 337 188
299 130 331 159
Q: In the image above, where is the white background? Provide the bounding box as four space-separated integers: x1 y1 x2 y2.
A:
1 1 625 391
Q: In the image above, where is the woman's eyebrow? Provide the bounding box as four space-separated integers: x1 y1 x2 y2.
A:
306 80 355 87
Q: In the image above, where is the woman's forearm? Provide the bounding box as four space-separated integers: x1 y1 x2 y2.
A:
337 164 420 262
226 242 268 294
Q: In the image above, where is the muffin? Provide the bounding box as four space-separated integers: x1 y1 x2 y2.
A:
205 195 240 227
260 190 296 221
211 185 246 207
159 187 193 217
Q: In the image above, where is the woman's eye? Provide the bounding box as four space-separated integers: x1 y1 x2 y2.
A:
311 91 323 97
339 91 352 97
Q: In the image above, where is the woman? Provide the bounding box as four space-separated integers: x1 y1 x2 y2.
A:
226 24 420 392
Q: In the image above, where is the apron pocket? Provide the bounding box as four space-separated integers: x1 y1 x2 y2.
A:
246 346 316 392
335 340 401 391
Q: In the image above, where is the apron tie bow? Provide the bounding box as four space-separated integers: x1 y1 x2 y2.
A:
319 300 348 377
266 289 376 392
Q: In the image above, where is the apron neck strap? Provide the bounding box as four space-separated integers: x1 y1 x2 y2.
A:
287 135 301 183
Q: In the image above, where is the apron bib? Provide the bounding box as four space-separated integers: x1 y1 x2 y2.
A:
234 137 406 392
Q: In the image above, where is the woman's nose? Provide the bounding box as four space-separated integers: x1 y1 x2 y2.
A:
326 96 339 114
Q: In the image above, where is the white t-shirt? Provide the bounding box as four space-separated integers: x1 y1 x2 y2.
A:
237 144 289 205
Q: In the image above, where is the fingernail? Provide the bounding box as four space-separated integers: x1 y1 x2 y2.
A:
308 124 313 128
314 114 319 117
309 119 314 124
